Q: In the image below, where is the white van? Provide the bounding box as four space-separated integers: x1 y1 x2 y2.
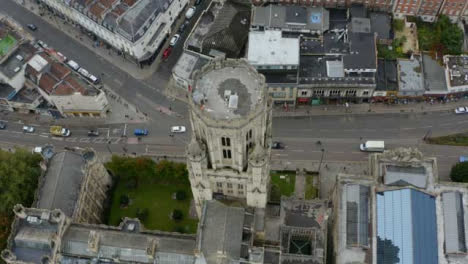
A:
78 68 90 78
67 60 80 71
88 74 99 84
360 141 385 152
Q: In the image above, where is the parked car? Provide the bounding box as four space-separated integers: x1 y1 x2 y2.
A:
178 21 189 33
0 121 6 129
27 24 37 31
37 40 48 48
162 47 172 60
171 126 186 133
455 107 468 114
185 6 196 19
272 141 284 149
169 34 180 46
195 0 203 5
134 129 149 136
23 125 35 133
87 130 100 137
67 60 80 71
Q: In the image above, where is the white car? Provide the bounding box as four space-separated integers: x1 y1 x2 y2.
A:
23 126 35 133
455 107 468 114
169 34 180 47
185 6 196 19
171 126 186 133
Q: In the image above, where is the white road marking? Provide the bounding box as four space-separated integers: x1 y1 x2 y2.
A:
291 149 304 152
39 135 48 138
79 138 91 143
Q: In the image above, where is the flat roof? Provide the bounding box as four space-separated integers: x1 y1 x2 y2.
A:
442 192 467 254
173 52 209 81
192 62 264 120
422 54 447 92
398 57 424 94
247 30 299 66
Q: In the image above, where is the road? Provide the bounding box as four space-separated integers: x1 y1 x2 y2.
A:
2 0 189 121
2 111 468 179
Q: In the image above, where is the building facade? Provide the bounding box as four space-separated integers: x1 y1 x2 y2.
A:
439 0 468 22
39 0 189 63
186 59 272 216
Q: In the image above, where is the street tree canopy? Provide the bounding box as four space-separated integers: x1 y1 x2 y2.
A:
450 162 468 183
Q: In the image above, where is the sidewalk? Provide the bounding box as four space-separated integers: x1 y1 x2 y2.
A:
15 0 157 80
273 100 465 117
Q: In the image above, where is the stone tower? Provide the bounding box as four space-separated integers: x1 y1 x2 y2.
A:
187 59 272 216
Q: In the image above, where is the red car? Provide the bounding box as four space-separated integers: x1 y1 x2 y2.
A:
162 47 172 61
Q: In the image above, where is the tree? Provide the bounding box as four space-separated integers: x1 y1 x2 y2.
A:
175 190 186 201
440 25 463 55
172 209 183 221
119 194 130 207
0 149 42 214
450 162 468 182
136 208 149 221
377 236 400 264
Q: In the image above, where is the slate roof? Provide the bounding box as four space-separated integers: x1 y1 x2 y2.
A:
36 151 86 217
346 184 369 247
116 0 169 42
197 200 245 264
61 224 196 262
201 2 250 58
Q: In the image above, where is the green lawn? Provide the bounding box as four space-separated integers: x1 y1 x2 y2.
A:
108 180 198 233
305 173 318 200
426 133 468 146
270 171 296 201
0 34 17 56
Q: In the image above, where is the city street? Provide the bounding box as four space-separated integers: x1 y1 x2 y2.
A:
1 111 467 179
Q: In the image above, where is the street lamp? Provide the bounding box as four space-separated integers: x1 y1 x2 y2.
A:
318 148 325 172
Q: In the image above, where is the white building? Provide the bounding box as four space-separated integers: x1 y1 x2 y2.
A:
186 59 272 216
40 0 189 62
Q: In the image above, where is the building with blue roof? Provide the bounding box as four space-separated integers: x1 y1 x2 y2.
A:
376 188 438 264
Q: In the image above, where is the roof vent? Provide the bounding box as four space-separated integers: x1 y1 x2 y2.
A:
295 12 299 16
274 13 278 17
228 94 239 109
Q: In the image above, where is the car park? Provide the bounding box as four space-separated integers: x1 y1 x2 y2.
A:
23 126 35 133
134 129 149 136
171 126 186 133
27 24 37 31
0 121 6 129
162 47 172 60
185 7 196 19
169 34 180 46
455 107 468 114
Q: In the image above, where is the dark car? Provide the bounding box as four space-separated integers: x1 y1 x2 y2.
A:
0 121 6 130
27 24 37 31
178 20 190 33
87 130 100 137
195 0 202 5
272 141 284 149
